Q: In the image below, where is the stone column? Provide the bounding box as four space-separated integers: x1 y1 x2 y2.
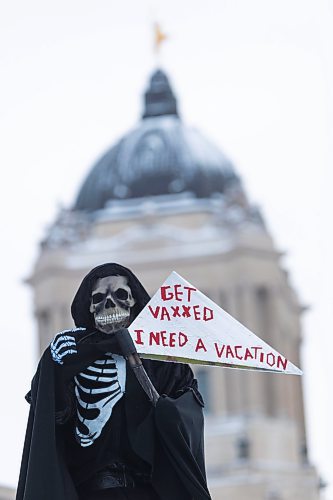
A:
238 284 267 416
207 289 228 417
223 286 246 416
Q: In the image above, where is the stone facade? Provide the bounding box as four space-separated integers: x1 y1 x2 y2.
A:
0 486 15 500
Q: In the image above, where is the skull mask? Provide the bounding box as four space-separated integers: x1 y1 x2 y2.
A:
89 275 136 334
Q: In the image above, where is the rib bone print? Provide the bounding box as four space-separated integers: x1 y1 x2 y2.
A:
74 353 126 447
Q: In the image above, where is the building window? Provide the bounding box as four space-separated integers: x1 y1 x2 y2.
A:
219 290 229 313
237 436 250 460
196 368 212 413
38 309 51 334
256 286 269 324
266 491 282 500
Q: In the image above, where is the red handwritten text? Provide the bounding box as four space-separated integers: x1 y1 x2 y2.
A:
160 284 197 302
214 342 288 370
148 304 213 322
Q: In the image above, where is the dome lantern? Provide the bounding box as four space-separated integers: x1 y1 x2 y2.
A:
73 69 239 212
142 69 179 119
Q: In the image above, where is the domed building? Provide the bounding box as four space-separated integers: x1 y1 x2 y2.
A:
74 70 239 209
29 69 320 499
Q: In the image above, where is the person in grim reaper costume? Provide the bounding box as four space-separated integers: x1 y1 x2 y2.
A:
17 263 211 500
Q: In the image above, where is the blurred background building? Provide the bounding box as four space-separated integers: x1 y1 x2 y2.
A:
26 69 320 499
0 486 15 500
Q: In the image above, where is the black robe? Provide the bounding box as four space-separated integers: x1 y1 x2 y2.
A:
16 263 211 500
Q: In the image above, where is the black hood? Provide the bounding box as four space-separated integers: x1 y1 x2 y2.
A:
71 263 150 330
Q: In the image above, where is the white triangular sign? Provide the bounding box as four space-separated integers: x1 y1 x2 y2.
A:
128 272 302 375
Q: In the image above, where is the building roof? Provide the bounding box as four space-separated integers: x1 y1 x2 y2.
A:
73 70 240 212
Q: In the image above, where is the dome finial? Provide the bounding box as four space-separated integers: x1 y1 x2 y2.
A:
142 69 179 119
154 23 168 54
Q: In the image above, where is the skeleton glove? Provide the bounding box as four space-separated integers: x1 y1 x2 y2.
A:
50 328 86 365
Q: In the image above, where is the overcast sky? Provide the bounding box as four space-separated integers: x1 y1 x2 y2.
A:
1 0 332 497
